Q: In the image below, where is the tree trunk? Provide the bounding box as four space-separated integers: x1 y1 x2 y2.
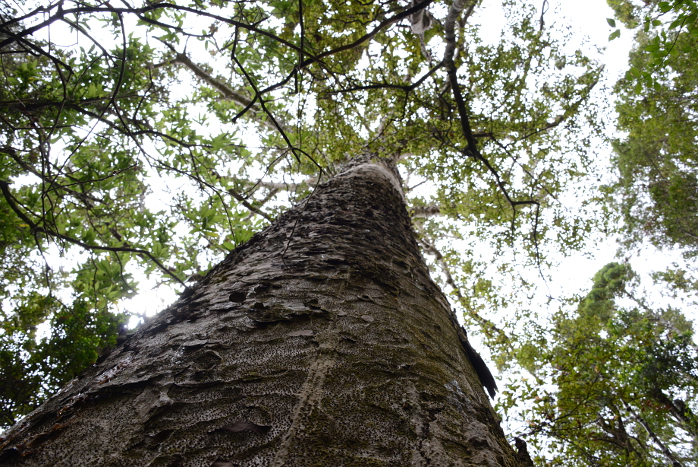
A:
0 157 524 466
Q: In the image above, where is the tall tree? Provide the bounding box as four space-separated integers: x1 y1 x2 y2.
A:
0 156 534 466
1 0 604 439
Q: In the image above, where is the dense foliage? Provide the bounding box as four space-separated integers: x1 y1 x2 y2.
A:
609 0 698 253
504 263 698 465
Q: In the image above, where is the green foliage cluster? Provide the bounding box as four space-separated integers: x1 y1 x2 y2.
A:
502 263 698 465
607 0 698 77
613 26 698 253
0 297 124 427
0 2 271 426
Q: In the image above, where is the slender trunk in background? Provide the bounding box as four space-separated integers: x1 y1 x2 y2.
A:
0 157 526 466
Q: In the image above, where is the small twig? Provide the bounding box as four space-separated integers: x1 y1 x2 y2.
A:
161 41 287 132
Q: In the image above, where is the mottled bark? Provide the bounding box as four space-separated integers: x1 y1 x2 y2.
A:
0 157 524 466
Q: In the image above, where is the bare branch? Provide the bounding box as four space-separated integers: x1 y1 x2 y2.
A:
228 187 273 222
623 400 684 467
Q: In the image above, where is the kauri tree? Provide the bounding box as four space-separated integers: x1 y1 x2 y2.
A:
1 0 609 462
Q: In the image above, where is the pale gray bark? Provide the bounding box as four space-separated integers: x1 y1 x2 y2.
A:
0 157 524 466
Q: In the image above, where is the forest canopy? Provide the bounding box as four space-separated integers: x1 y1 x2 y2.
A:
0 0 696 464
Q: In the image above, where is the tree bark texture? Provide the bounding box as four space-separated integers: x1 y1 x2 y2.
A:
0 158 523 466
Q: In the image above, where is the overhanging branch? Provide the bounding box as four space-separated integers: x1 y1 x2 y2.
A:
442 0 539 217
0 179 186 287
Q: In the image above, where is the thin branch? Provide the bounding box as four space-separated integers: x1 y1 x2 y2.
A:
3 1 436 113
231 40 320 171
410 204 441 218
298 0 305 93
443 2 538 209
244 187 280 222
160 41 287 132
258 0 436 95
228 187 273 222
1 146 101 206
325 61 444 96
0 3 305 56
68 103 208 148
623 400 683 467
313 0 435 62
516 71 602 143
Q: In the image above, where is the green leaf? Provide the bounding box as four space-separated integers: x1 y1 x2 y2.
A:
669 18 685 29
609 29 621 41
606 18 616 28
211 134 228 151
658 2 672 13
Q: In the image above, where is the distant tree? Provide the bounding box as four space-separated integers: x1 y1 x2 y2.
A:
613 30 698 253
608 0 698 253
504 262 698 466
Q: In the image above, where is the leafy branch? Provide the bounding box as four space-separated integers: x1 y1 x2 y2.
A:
0 179 186 287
